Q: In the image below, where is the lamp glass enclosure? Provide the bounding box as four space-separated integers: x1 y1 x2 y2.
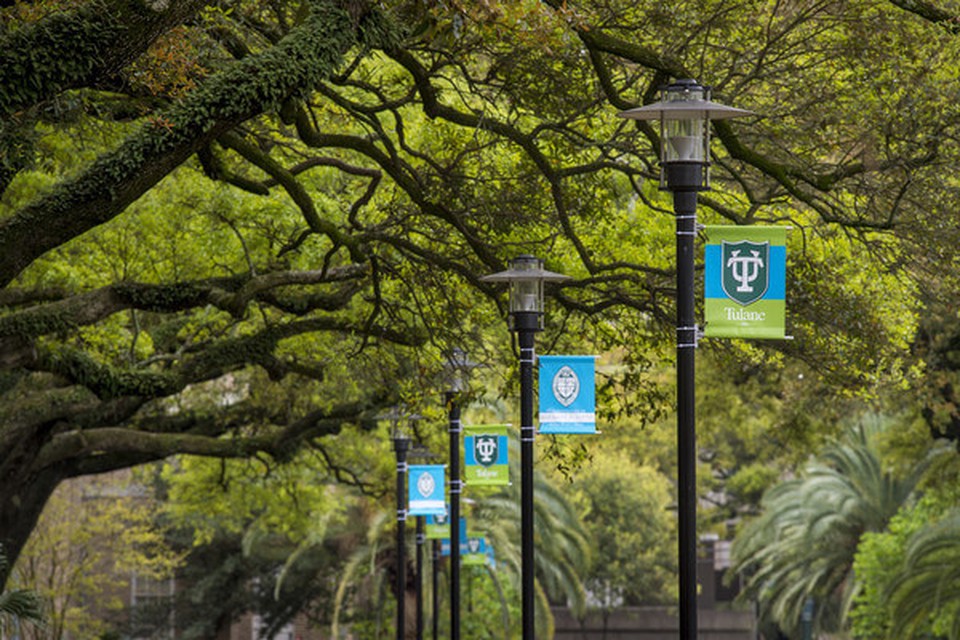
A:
506 256 545 315
446 347 477 393
661 83 709 164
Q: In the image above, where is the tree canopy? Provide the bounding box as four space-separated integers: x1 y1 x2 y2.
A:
3 0 960 593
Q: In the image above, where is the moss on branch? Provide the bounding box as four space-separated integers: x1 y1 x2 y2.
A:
0 0 359 287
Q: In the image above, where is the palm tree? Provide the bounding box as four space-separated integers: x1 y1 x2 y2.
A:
729 417 930 637
0 544 43 635
319 442 591 638
884 511 960 639
471 458 592 636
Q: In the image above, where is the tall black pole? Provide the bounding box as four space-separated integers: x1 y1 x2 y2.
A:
416 516 424 640
394 436 409 640
431 539 439 640
617 78 751 640
446 392 462 640
667 163 702 640
515 311 539 640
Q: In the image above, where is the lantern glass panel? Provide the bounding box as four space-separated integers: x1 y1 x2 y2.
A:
663 84 707 163
510 279 542 314
664 117 705 162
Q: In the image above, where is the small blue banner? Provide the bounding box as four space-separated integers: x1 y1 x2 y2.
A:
464 424 510 485
538 355 597 434
408 465 446 516
462 536 488 566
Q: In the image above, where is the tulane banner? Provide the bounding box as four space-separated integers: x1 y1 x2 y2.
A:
425 511 450 540
407 465 446 516
464 425 510 485
462 537 488 566
704 226 787 339
538 355 597 434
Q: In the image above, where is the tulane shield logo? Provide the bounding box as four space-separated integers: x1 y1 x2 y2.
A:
552 365 580 407
474 435 499 467
721 240 769 306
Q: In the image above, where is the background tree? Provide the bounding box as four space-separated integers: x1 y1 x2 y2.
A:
11 473 180 640
568 449 676 609
850 450 960 639
0 544 43 637
730 415 935 637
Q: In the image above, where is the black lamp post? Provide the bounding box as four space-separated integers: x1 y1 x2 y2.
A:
444 347 476 640
617 79 751 640
481 255 570 640
431 538 439 640
392 422 410 640
415 515 425 640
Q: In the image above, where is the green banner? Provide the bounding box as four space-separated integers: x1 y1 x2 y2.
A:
704 226 787 339
461 537 487 566
464 424 510 486
425 512 450 540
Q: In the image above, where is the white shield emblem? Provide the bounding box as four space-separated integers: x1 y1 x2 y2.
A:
552 365 580 407
416 471 436 498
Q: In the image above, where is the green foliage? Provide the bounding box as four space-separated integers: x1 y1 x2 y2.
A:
162 453 347 547
0 544 43 636
850 492 949 638
0 1 118 116
460 566 519 639
730 416 931 637
12 475 180 640
849 465 960 640
570 449 676 606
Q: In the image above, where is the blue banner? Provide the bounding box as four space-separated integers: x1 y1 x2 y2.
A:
704 226 787 339
408 465 446 516
462 536 488 566
464 424 510 485
538 355 597 434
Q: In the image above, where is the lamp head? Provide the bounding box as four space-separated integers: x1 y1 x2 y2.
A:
480 255 570 331
445 347 479 393
617 79 752 190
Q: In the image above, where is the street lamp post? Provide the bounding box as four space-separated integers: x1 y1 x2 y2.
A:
481 256 570 640
618 79 751 640
393 425 410 640
431 538 439 640
416 516 425 640
444 347 476 640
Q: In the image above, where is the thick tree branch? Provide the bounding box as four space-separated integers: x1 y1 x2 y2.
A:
0 0 209 116
0 0 356 287
888 0 960 32
0 266 368 345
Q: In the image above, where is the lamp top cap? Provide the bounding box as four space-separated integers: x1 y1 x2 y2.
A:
616 78 753 121
479 254 572 283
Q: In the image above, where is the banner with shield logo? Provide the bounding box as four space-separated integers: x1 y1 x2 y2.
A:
407 465 446 516
425 510 450 539
704 226 787 339
461 536 489 566
538 355 597 434
464 425 509 486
